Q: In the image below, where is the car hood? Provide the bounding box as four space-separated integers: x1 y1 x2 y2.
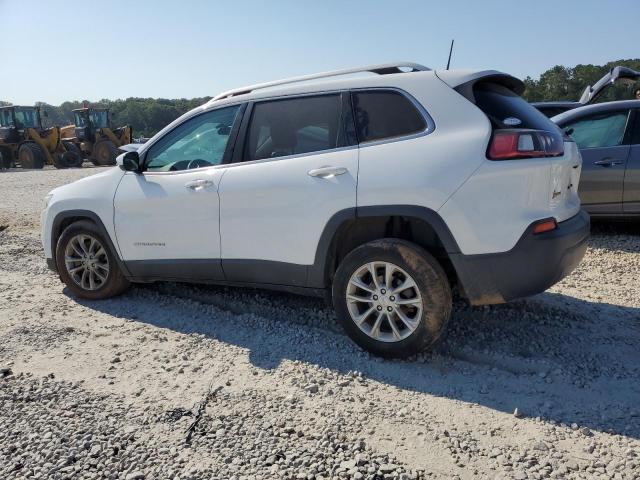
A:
48 166 124 198
118 143 144 152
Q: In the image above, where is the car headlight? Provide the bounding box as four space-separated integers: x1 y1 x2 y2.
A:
43 193 54 209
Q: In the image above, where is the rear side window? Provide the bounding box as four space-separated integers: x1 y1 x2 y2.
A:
474 83 558 131
244 94 342 161
352 90 426 143
563 111 629 149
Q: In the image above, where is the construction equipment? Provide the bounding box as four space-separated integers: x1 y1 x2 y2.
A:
60 107 132 166
0 105 83 169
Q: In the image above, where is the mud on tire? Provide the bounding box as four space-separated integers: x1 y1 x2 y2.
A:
332 239 452 358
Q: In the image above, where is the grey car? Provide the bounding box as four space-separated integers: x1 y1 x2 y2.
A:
553 100 640 217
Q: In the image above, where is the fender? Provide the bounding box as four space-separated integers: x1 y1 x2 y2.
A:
307 205 461 288
50 209 131 276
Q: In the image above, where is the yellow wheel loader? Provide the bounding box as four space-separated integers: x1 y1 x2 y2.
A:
60 107 132 166
0 106 83 169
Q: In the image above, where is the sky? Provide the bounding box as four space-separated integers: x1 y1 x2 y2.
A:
0 0 637 105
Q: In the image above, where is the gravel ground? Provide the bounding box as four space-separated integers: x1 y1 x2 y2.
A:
0 167 639 480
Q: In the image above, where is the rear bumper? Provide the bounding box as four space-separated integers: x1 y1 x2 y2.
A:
450 210 590 305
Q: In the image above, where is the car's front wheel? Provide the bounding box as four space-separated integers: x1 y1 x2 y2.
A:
332 239 452 358
55 221 130 299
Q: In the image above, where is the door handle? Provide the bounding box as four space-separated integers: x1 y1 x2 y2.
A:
594 158 623 167
307 166 348 178
185 179 214 191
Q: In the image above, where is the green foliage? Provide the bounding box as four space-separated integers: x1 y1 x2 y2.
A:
522 58 640 103
6 97 211 138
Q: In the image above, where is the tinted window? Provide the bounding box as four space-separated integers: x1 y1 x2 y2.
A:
146 105 240 172
536 106 572 118
475 83 558 131
563 111 629 149
352 91 426 143
633 110 640 145
244 95 342 161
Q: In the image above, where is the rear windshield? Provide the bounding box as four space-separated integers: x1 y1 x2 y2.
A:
474 83 559 132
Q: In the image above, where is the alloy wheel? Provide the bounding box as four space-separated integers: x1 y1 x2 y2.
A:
64 234 110 291
345 261 423 343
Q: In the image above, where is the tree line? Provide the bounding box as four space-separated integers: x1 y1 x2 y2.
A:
37 97 212 138
2 58 638 138
522 58 640 103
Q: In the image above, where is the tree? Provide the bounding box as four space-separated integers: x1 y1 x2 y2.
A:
522 58 640 102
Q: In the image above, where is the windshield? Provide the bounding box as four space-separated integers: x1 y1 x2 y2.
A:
0 109 14 127
13 107 40 129
89 110 109 128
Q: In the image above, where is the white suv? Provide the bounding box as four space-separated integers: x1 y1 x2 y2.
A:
42 62 590 357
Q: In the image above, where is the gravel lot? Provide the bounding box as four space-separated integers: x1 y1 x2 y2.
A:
1 167 639 480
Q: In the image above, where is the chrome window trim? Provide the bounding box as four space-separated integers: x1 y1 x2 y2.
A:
350 87 436 149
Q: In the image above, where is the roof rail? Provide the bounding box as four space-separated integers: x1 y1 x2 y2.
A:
209 62 430 103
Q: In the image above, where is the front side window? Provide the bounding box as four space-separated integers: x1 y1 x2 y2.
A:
145 105 241 172
244 94 342 161
564 111 629 149
352 90 426 143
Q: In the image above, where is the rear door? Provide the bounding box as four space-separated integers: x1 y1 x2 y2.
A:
624 109 640 213
562 109 631 214
217 92 358 288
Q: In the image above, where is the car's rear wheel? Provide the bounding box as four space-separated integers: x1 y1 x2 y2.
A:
332 239 452 358
55 221 129 299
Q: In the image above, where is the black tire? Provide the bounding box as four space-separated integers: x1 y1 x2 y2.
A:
92 140 117 166
18 143 45 169
332 239 452 358
53 154 68 169
55 220 130 300
0 147 13 169
62 142 84 168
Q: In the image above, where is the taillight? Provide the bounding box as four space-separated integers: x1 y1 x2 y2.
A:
488 129 564 160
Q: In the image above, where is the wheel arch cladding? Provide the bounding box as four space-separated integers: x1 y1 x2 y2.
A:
51 210 130 276
309 205 462 289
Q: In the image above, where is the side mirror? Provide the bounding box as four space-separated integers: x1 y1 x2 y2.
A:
117 151 141 172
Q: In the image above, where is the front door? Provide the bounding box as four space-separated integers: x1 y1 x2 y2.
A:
113 104 243 279
218 93 358 288
564 109 631 214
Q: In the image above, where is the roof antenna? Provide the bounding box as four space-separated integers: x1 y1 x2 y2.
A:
446 39 455 70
